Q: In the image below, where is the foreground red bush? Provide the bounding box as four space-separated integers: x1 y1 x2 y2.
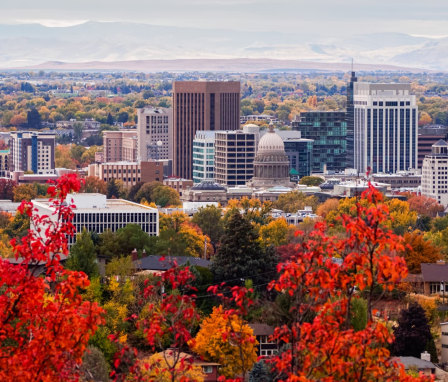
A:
0 174 104 381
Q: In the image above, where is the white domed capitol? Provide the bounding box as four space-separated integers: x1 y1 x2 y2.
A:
249 124 293 188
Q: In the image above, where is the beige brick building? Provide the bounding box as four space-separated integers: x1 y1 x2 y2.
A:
103 130 138 162
88 161 164 188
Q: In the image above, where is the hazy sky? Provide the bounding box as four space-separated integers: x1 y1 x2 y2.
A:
1 0 448 37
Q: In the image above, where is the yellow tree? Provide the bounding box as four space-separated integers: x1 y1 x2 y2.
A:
191 305 258 379
259 217 290 247
139 353 204 382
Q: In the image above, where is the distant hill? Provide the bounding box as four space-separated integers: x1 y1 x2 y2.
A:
0 21 445 71
17 58 425 73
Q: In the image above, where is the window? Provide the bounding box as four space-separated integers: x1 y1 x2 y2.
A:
202 366 213 374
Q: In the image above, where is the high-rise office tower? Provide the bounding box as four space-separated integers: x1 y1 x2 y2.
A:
346 71 357 168
172 81 240 179
214 125 258 186
354 83 418 174
292 111 347 173
136 107 172 161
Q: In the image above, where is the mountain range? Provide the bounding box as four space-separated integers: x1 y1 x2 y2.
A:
0 21 445 72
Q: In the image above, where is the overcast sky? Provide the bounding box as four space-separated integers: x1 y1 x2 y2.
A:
1 0 448 38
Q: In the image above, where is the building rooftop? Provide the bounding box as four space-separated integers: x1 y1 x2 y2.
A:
33 194 157 213
134 255 210 271
393 357 436 371
421 262 448 282
191 181 226 191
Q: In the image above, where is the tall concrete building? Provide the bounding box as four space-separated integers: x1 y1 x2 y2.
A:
172 81 240 180
103 130 138 162
422 139 448 206
214 125 258 186
9 131 55 174
136 107 172 161
354 83 418 174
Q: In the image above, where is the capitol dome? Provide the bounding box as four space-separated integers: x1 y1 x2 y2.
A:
248 124 293 189
257 129 285 154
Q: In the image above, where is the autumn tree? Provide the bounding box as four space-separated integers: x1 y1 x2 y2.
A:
0 178 16 200
0 174 104 381
13 183 37 202
191 305 258 379
82 176 107 194
404 193 444 218
274 190 319 213
401 231 442 273
243 184 430 381
112 264 201 382
259 217 290 247
225 197 273 227
138 353 204 381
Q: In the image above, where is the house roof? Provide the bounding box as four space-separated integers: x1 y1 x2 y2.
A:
134 255 210 271
421 263 448 282
249 323 275 336
394 356 436 370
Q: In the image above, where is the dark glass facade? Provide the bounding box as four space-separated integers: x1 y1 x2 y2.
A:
346 72 357 168
292 111 347 173
283 139 313 179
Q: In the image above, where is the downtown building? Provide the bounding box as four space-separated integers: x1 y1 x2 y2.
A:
292 111 347 173
192 130 216 184
172 81 240 180
103 130 138 162
136 107 172 161
353 83 418 174
214 125 258 186
422 139 448 206
32 193 159 247
9 131 55 174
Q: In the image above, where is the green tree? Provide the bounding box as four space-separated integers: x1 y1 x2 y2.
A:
392 303 432 359
211 211 277 286
107 179 120 199
191 205 224 249
151 185 180 207
73 122 84 143
298 176 324 186
96 229 121 259
134 181 162 203
66 229 99 279
105 256 134 277
116 224 152 256
27 108 41 129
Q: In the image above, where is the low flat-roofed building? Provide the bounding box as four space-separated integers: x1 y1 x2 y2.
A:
333 181 389 197
88 161 164 188
32 193 159 246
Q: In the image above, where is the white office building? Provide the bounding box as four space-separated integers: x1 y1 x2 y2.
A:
422 139 448 206
137 107 172 161
192 131 216 184
32 193 159 246
354 83 418 174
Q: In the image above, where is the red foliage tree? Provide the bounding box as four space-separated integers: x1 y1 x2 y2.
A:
110 262 200 381
0 174 104 381
216 185 432 382
402 192 444 218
